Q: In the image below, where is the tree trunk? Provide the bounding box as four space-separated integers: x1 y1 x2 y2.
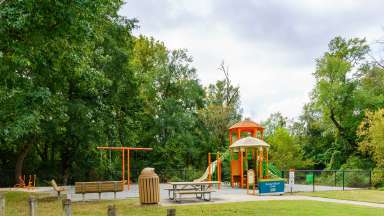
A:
61 149 71 185
329 109 355 148
15 142 33 182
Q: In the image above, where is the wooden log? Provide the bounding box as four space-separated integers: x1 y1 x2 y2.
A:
29 196 37 216
0 194 5 216
62 199 72 216
167 208 176 216
107 205 117 216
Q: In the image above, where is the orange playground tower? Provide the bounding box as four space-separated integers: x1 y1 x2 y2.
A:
229 119 268 188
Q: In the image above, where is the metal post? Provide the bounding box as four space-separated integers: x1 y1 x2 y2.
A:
122 150 125 185
167 208 176 216
334 170 337 187
342 170 345 191
369 170 372 188
29 196 37 216
127 149 130 190
62 199 72 216
184 168 186 181
312 171 315 192
107 205 117 216
0 194 5 216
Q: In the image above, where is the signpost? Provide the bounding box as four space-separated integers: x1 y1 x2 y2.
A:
289 169 295 193
247 170 255 195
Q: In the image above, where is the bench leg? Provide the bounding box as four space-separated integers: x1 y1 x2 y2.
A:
176 193 181 203
98 192 101 200
82 193 85 201
169 190 175 200
203 193 211 201
114 192 116 199
196 193 202 199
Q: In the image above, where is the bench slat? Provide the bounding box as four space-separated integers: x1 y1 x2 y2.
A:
75 181 123 193
176 190 215 195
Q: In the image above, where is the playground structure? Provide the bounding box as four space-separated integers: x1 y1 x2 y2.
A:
96 146 152 190
193 152 222 189
229 119 270 188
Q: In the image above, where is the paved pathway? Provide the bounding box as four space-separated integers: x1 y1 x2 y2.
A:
3 183 382 209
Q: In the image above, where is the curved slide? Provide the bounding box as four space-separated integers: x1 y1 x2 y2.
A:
193 160 217 182
268 163 282 178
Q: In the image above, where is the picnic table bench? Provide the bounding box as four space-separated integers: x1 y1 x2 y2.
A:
75 181 123 200
167 181 218 202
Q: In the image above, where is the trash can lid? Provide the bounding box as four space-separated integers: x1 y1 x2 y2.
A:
140 167 157 177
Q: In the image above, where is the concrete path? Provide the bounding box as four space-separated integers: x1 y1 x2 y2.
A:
160 193 384 208
3 183 382 209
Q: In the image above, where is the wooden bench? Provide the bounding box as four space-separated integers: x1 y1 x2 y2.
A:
75 181 123 200
175 190 215 202
50 179 65 198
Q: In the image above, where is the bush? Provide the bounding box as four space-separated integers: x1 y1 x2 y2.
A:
372 168 384 188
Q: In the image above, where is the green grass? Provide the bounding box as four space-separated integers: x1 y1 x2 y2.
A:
1 191 384 216
297 189 384 204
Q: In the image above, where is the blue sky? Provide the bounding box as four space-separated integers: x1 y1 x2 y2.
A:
120 0 384 122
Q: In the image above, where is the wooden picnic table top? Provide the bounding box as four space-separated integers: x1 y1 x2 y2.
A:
168 181 219 186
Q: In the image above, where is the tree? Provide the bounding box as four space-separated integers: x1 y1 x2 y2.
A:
357 109 384 186
312 37 369 168
358 109 384 168
198 62 242 153
130 36 207 174
0 0 126 183
266 128 311 170
262 112 288 138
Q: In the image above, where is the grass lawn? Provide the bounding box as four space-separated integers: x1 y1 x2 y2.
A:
2 191 384 216
297 189 384 204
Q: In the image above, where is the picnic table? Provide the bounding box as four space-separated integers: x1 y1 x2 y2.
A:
166 181 218 202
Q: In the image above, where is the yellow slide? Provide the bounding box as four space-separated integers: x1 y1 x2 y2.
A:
193 160 217 182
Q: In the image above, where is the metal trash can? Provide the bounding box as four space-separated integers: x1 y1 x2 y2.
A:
138 167 160 204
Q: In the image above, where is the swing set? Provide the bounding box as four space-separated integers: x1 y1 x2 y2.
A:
97 146 152 190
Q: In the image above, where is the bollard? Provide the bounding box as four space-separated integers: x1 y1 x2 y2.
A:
29 196 37 216
0 194 5 216
62 199 72 216
107 205 117 216
167 208 176 216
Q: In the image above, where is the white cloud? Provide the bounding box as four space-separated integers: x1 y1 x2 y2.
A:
120 0 384 122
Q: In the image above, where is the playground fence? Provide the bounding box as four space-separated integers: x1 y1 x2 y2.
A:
281 169 383 192
2 167 383 191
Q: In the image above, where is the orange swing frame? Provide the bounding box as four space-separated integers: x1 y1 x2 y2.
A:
97 146 152 190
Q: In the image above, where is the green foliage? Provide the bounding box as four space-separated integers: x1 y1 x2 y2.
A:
312 37 369 163
372 168 384 188
295 36 384 170
2 0 384 188
358 109 384 183
262 112 288 138
267 128 312 170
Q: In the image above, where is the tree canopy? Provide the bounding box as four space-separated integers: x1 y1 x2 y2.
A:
1 0 384 187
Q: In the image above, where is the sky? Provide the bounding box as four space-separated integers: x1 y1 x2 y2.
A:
119 0 384 122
